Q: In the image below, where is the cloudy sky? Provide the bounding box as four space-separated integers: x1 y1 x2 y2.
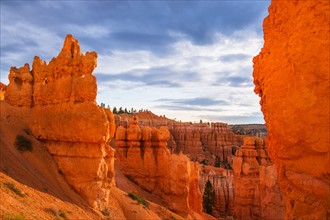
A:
0 0 270 124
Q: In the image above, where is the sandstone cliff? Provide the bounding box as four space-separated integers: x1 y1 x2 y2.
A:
0 82 6 101
253 1 330 218
115 116 203 216
199 166 235 218
2 35 116 210
115 114 244 167
233 137 285 220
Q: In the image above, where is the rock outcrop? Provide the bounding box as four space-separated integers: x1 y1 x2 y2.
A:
2 34 116 210
115 116 202 216
115 114 244 167
199 166 235 218
233 137 285 220
0 82 6 101
253 1 330 218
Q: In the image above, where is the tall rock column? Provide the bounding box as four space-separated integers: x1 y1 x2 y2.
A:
233 137 285 220
253 1 329 218
116 117 202 216
4 34 116 210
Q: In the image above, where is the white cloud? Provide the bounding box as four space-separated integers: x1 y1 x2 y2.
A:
95 30 264 123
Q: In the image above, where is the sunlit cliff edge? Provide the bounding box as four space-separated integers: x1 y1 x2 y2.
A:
253 0 330 219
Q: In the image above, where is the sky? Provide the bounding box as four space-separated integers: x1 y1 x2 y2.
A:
0 0 270 124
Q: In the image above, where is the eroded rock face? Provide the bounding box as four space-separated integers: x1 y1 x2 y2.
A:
0 82 6 101
115 117 202 216
253 1 330 218
3 34 116 210
199 166 235 218
114 114 243 166
233 137 285 220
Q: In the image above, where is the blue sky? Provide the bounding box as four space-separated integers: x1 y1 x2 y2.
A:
0 0 270 124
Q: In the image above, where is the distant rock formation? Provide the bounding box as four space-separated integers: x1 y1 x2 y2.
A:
253 1 329 218
229 124 267 138
115 114 244 167
0 82 6 101
199 166 235 218
115 116 202 216
233 137 285 219
3 34 116 210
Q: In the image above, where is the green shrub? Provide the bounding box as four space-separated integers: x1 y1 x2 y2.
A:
128 192 149 208
58 211 67 220
101 209 110 216
4 213 25 220
15 135 32 152
4 182 24 197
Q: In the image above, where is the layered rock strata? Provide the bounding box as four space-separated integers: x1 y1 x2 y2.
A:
115 114 244 167
253 1 330 218
199 166 235 218
115 116 202 216
3 34 115 210
233 137 285 220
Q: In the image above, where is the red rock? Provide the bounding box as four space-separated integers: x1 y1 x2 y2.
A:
2 34 115 210
5 64 33 107
233 137 285 220
253 1 329 218
199 165 235 217
115 117 202 216
0 82 6 101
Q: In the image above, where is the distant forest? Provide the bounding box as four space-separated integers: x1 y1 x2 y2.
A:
100 103 149 114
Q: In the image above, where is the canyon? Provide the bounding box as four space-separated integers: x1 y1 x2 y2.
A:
1 0 329 219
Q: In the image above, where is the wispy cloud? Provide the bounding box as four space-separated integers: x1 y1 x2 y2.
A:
0 0 269 123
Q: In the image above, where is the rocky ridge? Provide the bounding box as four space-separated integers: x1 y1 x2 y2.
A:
115 116 203 216
253 1 330 218
233 137 285 219
3 34 116 210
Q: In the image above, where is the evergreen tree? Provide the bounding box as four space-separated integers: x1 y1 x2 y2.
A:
118 107 124 114
203 180 215 214
113 107 117 114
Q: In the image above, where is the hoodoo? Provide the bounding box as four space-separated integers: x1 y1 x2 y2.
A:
2 34 116 210
253 1 330 218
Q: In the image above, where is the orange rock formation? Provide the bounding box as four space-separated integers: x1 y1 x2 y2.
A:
0 82 6 100
253 1 330 218
3 34 116 210
115 116 203 216
233 137 285 219
115 113 243 166
199 166 235 218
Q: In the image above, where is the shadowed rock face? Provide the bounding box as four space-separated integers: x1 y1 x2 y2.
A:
233 137 285 220
3 34 116 210
115 116 202 216
253 1 329 218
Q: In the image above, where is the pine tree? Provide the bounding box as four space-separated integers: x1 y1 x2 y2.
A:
118 107 124 114
113 107 117 114
203 180 215 214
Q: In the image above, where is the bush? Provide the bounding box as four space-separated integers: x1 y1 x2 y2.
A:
4 213 25 220
58 211 67 220
4 182 24 197
101 209 110 216
15 135 32 152
128 192 149 208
